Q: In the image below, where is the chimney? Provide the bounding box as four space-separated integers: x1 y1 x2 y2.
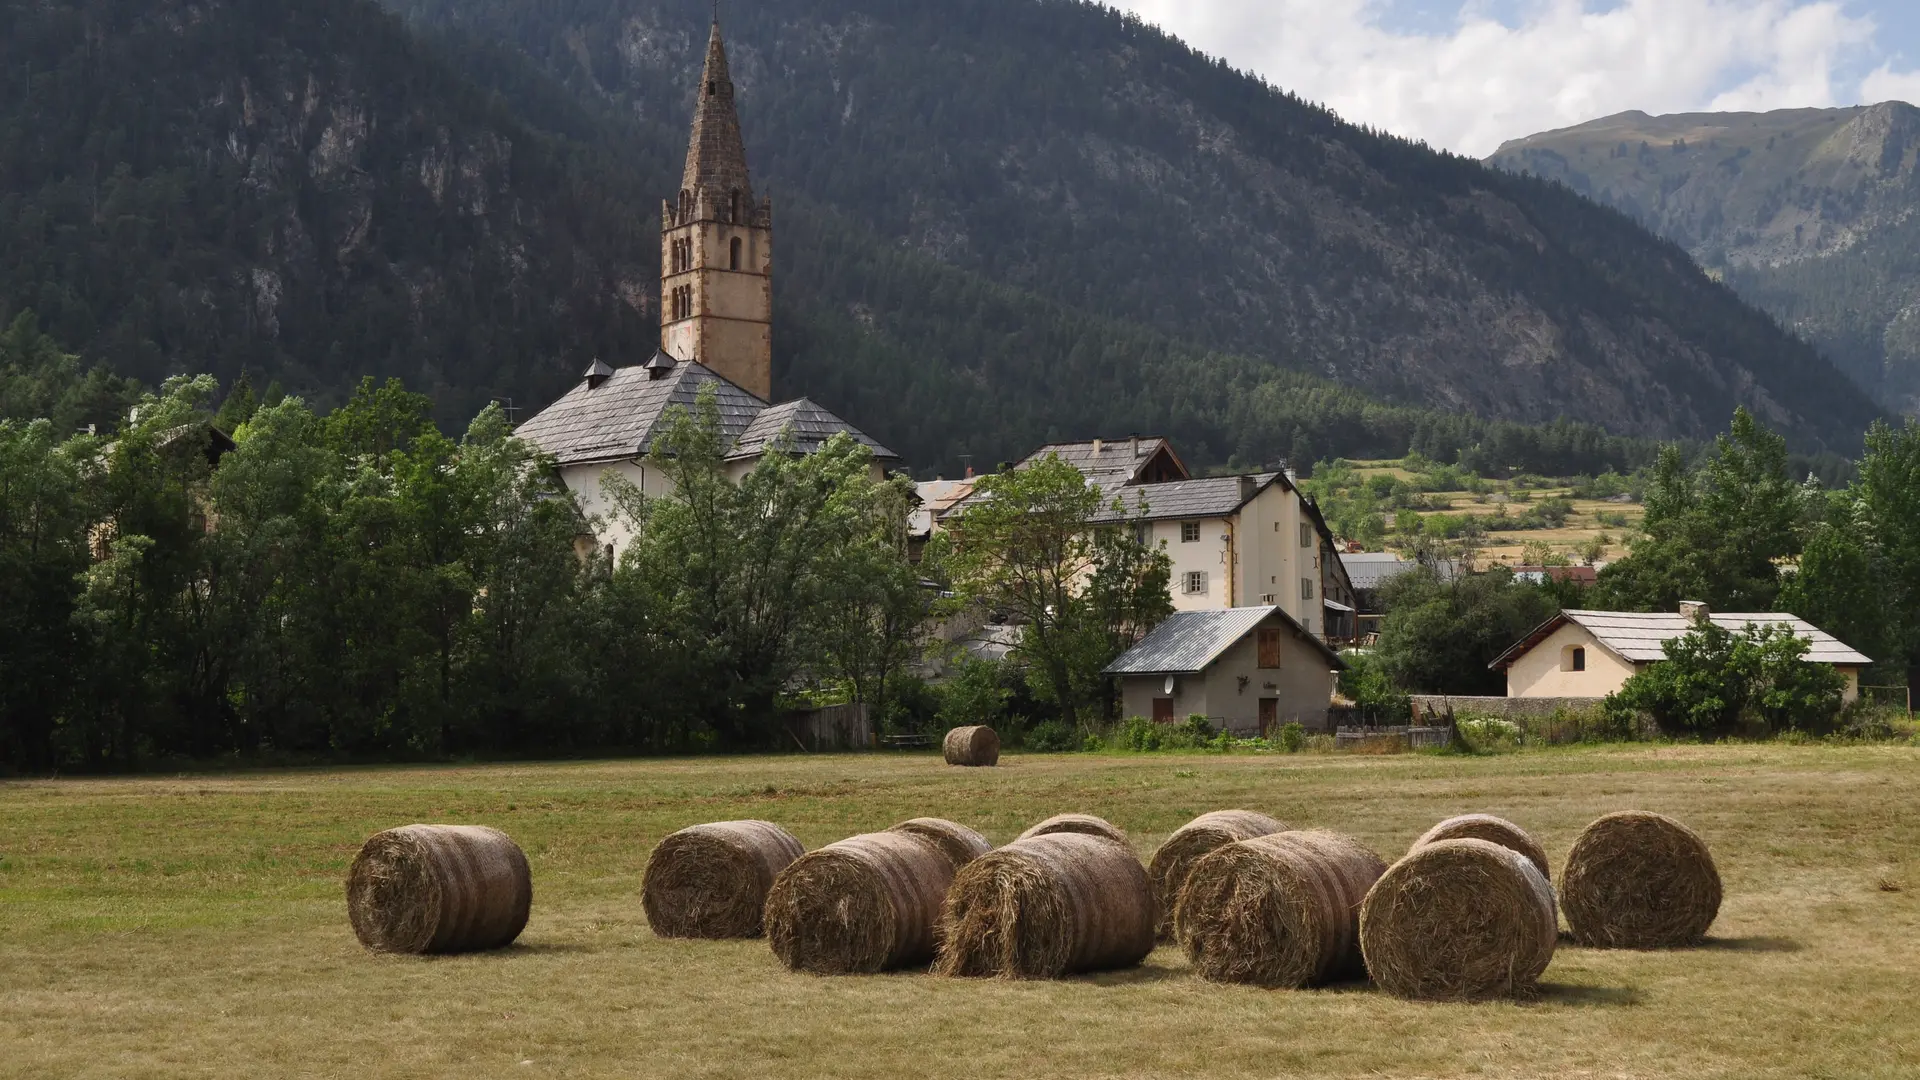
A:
1130 434 1141 458
584 357 615 389
965 465 975 479
1679 600 1709 624
1239 475 1258 503
1091 438 1104 456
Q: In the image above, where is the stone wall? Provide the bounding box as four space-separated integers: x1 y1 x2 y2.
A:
1409 695 1603 722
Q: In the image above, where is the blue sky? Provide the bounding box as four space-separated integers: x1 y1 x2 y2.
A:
1114 1 1920 155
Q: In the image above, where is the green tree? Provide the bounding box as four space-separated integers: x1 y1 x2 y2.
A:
1374 565 1561 695
0 419 95 770
813 470 928 731
1596 409 1806 613
935 455 1170 730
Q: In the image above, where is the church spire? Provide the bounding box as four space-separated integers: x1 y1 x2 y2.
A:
682 18 753 210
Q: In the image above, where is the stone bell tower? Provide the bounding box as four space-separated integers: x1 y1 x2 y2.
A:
661 16 773 401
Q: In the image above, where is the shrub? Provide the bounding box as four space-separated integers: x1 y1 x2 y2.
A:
1082 732 1105 752
1277 722 1306 753
1606 621 1846 736
1025 719 1079 753
1455 716 1522 754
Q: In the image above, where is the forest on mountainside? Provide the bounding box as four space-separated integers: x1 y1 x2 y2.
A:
0 0 1886 478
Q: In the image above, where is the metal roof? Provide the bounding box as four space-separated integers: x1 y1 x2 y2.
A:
516 358 892 468
1341 552 1415 590
1103 606 1346 676
1092 473 1280 523
1490 609 1874 670
726 397 898 462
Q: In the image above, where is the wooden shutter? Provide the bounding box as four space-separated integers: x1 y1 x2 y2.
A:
1257 628 1283 669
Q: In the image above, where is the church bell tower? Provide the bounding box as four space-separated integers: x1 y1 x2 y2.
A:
661 17 773 401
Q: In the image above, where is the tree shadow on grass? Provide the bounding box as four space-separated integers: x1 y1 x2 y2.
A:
498 941 600 956
1075 964 1190 987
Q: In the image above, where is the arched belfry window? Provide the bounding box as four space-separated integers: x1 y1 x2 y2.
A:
730 237 742 271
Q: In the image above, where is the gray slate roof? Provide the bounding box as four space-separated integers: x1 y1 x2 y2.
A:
1021 437 1183 492
1093 473 1280 523
727 397 897 462
1492 609 1873 669
1103 606 1346 675
516 357 892 467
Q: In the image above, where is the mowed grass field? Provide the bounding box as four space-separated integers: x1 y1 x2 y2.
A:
4 746 1919 1079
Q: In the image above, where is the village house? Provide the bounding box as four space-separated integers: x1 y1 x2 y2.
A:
933 437 1359 641
1103 607 1346 734
1490 603 1872 703
515 18 894 556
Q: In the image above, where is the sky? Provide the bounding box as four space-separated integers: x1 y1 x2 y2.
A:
1111 0 1920 156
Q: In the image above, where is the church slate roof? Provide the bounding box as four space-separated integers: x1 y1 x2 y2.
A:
514 359 766 467
516 360 895 468
727 397 898 462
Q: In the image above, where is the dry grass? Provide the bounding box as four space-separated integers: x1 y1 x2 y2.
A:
3 745 1920 1077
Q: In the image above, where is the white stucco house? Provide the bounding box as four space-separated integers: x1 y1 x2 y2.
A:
1489 604 1872 703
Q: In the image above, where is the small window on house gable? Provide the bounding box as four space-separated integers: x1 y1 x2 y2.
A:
1181 521 1201 543
1564 646 1586 672
1300 521 1313 548
1183 571 1208 595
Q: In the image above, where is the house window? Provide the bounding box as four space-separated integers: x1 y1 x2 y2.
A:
1133 523 1153 547
1300 577 1315 601
1184 571 1208 595
1300 521 1313 548
1564 646 1586 673
1257 628 1283 669
730 236 742 271
1180 521 1201 543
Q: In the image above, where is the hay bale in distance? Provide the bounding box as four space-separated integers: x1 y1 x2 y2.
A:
1412 814 1552 881
642 820 805 939
943 726 1001 767
765 830 965 973
346 824 532 955
887 817 992 871
1016 813 1128 846
1148 809 1288 941
934 832 1153 979
1359 837 1557 1001
1175 830 1386 987
1561 811 1722 949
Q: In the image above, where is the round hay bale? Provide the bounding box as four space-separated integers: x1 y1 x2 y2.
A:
1359 837 1557 1001
943 726 1001 767
1015 813 1128 845
887 817 992 871
642 820 805 939
1412 814 1551 881
934 832 1153 979
1148 809 1288 941
765 831 962 973
1561 811 1721 949
346 824 532 955
1175 830 1386 987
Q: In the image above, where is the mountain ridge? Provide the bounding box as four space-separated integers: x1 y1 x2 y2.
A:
1489 100 1920 413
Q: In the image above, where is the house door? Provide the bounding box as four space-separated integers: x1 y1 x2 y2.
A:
1153 698 1175 723
1258 698 1278 735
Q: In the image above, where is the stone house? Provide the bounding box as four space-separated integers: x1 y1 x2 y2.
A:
1103 606 1346 734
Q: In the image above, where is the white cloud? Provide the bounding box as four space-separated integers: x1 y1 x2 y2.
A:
1114 0 1910 156
1862 62 1920 106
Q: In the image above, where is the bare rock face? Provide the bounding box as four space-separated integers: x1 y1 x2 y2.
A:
1492 102 1920 411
